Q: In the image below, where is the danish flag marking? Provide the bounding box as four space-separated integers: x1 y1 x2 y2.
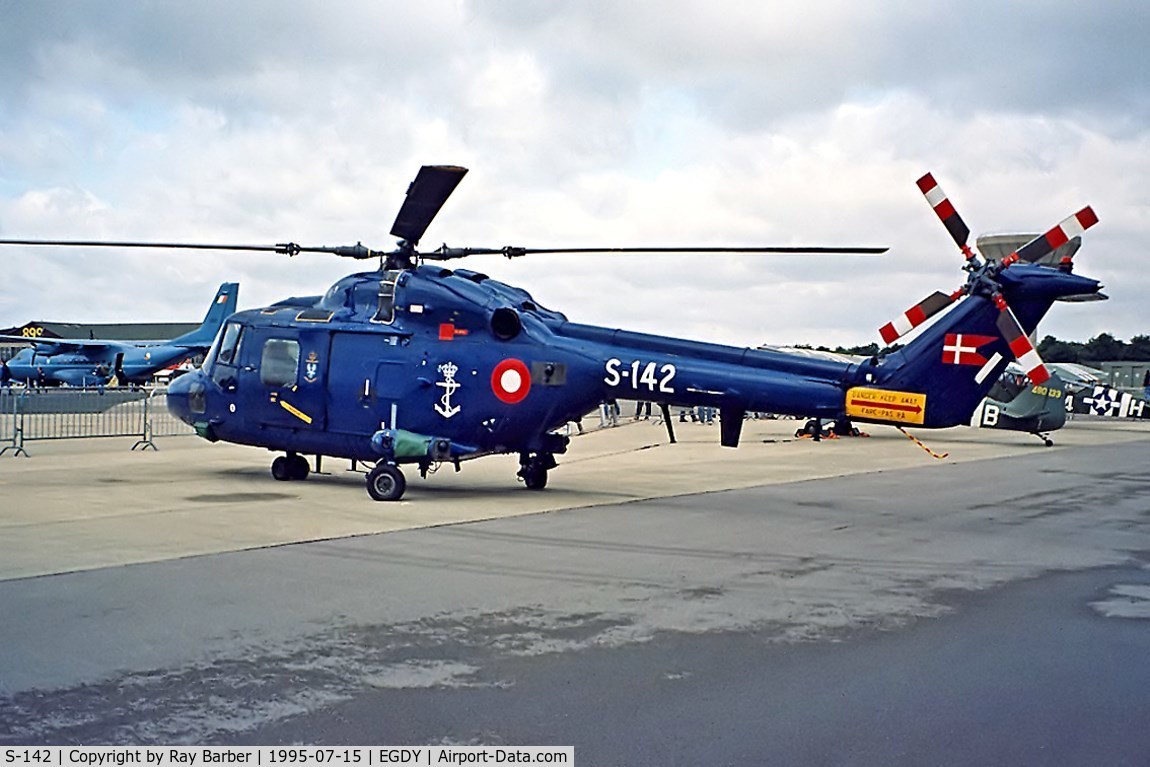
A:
942 333 996 366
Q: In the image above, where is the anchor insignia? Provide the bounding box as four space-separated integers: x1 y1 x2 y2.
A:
435 361 462 418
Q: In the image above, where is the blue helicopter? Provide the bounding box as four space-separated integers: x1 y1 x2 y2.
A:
0 167 1101 500
0 282 238 387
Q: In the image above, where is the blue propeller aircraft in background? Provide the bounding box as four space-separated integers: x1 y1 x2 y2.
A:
0 167 1102 500
0 282 239 387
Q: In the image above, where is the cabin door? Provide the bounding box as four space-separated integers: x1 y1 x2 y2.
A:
238 329 331 430
326 331 416 434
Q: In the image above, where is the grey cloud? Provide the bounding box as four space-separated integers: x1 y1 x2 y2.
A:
0 0 1144 347
5 0 1145 131
0 1 469 115
467 0 1150 129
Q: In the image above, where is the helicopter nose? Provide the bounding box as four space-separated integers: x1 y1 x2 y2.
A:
165 370 199 425
167 370 222 441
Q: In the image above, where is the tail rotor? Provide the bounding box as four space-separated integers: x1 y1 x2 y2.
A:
916 172 976 262
878 173 1099 383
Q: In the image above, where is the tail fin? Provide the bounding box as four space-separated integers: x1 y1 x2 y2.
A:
171 283 239 348
865 265 1100 428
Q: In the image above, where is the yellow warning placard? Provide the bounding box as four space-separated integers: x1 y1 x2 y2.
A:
845 387 926 425
279 399 314 425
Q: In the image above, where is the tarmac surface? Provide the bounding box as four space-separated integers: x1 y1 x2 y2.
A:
2 416 1150 761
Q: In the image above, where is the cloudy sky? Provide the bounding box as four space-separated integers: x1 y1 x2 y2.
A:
1 1 1146 348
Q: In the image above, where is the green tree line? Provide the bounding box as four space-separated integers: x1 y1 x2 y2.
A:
1035 334 1150 364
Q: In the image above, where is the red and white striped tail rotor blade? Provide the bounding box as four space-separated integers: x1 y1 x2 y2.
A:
879 289 960 345
917 173 974 259
1001 206 1099 267
992 295 1051 384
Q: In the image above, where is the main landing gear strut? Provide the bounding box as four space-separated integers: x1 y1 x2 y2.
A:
360 451 559 502
517 452 557 491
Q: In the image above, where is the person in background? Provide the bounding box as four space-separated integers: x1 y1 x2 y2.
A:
600 399 620 427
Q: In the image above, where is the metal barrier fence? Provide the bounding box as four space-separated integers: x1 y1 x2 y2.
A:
0 386 193 457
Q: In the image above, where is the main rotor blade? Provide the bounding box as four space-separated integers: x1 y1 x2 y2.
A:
0 238 390 259
430 245 888 260
389 165 469 246
0 238 289 253
509 246 888 255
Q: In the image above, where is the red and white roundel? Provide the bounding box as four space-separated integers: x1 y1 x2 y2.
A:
491 358 531 404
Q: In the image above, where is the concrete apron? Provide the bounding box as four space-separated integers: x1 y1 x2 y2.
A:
0 416 1146 580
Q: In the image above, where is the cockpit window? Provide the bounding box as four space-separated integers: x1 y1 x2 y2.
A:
216 322 244 366
202 332 222 371
319 281 351 311
208 322 244 390
260 339 300 387
373 270 403 324
987 371 1030 404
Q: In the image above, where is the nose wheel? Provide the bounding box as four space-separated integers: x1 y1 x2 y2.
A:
367 462 407 501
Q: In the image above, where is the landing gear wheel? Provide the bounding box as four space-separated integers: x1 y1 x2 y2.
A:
833 418 860 437
271 456 292 481
523 465 548 490
1043 437 1054 447
797 419 824 441
517 453 556 491
367 463 406 501
272 453 311 481
288 453 310 481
